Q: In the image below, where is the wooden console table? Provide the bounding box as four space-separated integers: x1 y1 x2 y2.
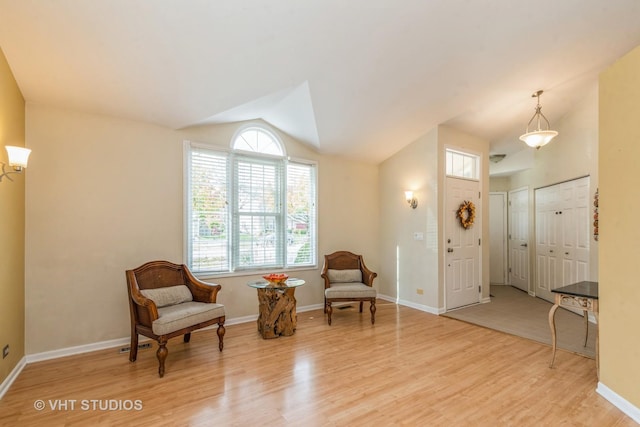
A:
247 278 305 339
548 281 599 377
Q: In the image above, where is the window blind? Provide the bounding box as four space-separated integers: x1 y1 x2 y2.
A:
188 148 229 273
233 155 284 270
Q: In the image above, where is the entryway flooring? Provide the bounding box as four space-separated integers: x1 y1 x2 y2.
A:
443 285 596 359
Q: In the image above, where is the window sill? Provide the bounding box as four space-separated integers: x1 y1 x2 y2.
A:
195 265 318 281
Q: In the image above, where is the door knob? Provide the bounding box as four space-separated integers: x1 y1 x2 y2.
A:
520 243 528 247
447 248 454 253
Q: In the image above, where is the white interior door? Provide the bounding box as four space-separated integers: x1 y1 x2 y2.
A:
489 192 507 285
445 176 481 310
535 184 559 300
559 178 590 285
508 187 529 293
535 177 590 302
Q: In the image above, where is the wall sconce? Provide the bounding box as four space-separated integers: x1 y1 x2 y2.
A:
405 191 418 209
0 146 32 183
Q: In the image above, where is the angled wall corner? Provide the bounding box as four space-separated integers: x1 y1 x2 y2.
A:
0 46 26 385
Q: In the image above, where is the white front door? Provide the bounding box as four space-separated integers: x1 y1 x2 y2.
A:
445 176 481 310
508 187 529 293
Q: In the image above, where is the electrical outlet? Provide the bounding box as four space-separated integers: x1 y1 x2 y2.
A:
2 344 9 359
416 288 424 295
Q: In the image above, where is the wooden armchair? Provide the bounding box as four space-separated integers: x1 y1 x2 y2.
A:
321 251 378 325
125 260 225 377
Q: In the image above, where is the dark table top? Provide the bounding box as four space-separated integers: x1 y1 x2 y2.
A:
551 281 598 299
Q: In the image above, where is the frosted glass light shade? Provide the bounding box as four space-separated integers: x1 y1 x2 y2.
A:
519 130 558 149
5 146 31 169
404 191 414 201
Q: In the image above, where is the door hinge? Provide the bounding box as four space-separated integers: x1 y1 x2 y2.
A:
508 267 512 273
509 200 512 206
478 238 481 246
478 285 481 292
479 191 481 199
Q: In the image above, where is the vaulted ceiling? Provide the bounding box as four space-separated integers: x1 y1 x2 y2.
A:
1 1 639 163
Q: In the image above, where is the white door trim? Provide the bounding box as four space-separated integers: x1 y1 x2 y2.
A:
489 192 508 285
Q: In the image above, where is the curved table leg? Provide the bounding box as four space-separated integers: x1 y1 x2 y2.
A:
583 310 589 347
548 301 560 368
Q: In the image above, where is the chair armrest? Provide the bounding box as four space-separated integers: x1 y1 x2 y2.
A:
183 266 222 303
129 288 159 326
360 263 377 287
320 273 331 289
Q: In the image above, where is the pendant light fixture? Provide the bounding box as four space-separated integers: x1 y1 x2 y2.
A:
519 90 558 149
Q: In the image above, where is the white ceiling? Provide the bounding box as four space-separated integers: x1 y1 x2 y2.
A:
1 1 639 163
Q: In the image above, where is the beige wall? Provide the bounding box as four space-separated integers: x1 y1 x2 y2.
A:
25 105 379 354
378 125 489 311
0 47 26 383
507 84 600 291
599 44 640 408
379 128 439 308
489 177 509 192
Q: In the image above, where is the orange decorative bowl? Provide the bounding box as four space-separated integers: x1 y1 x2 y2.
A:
262 273 289 285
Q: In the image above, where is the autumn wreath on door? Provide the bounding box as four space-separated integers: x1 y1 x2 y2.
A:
457 200 476 229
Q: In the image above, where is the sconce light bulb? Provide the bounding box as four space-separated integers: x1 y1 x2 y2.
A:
405 191 418 209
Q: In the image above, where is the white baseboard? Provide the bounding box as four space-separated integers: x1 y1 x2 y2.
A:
379 293 445 314
597 382 640 424
376 293 396 303
0 356 27 400
377 293 443 315
26 337 134 364
297 303 325 313
25 303 324 365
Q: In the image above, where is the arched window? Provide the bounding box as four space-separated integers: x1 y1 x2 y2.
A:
185 125 316 275
232 126 284 156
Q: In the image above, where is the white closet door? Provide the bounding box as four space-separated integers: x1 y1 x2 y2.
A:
535 177 590 303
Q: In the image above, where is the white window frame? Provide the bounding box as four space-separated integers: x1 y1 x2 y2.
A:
445 148 480 180
184 131 317 277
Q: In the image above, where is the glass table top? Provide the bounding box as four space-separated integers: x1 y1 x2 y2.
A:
247 278 305 289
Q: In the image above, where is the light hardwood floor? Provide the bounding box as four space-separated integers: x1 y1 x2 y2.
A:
0 300 635 426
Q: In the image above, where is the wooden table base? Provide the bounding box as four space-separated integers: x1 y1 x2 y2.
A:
256 288 297 339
